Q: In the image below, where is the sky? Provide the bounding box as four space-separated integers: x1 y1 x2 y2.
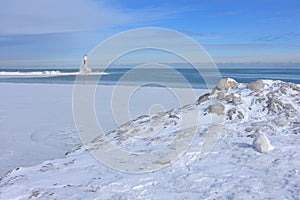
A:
0 0 299 66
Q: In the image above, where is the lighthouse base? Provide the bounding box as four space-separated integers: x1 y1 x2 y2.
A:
80 66 92 74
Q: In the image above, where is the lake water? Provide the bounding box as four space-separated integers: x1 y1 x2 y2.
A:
0 67 299 88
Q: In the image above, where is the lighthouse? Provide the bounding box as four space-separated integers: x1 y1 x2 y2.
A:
80 54 91 74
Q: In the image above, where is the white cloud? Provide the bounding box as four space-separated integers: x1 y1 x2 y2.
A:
212 52 300 63
0 0 134 35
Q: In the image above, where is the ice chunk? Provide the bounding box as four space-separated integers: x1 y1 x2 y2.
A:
252 133 274 153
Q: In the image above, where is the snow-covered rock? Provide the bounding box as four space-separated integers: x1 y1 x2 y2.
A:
215 78 238 91
196 93 210 104
247 80 265 92
205 102 225 115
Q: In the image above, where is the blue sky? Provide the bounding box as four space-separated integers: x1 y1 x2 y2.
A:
0 0 299 66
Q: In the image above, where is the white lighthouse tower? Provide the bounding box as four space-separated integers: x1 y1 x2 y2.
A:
80 54 91 74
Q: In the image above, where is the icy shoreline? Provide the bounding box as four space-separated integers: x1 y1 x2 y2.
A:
0 80 299 199
0 83 206 177
0 71 109 76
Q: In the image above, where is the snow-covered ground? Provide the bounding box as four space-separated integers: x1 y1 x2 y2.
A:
0 79 299 199
0 83 78 177
0 83 205 177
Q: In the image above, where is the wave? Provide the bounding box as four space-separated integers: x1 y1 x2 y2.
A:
0 70 109 77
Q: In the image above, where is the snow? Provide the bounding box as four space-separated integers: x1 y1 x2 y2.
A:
252 133 274 153
0 71 108 77
0 84 79 177
0 83 206 177
0 80 299 199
